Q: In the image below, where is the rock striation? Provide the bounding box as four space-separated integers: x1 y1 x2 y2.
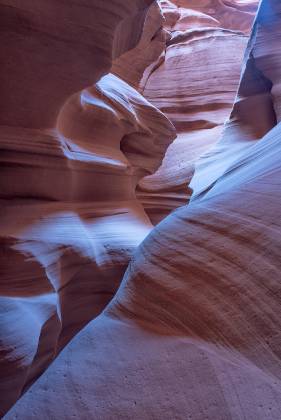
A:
0 0 175 416
190 0 280 197
112 2 169 91
4 1 281 419
138 0 258 224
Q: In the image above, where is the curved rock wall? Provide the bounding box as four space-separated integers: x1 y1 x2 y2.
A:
0 0 177 415
0 0 154 129
5 2 281 419
191 0 281 197
112 2 169 90
138 0 258 224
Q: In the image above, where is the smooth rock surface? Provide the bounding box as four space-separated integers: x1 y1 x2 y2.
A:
0 73 175 416
5 1 281 419
112 2 169 91
0 0 154 129
191 0 281 198
139 0 258 223
0 0 177 415
6 114 281 420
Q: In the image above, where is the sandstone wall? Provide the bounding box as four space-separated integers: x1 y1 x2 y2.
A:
139 0 258 223
5 1 281 419
0 0 177 415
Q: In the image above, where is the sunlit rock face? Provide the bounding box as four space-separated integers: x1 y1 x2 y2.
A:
5 1 281 419
0 0 177 416
138 0 258 224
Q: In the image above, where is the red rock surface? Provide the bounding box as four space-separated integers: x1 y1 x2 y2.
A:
139 0 258 224
4 2 281 418
112 2 169 90
0 1 176 415
2 0 281 419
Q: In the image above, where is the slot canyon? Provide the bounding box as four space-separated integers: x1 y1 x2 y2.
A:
1 0 281 418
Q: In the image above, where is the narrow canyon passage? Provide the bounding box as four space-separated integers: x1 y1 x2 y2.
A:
138 0 258 223
1 0 281 419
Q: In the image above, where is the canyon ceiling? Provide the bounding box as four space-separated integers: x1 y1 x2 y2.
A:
1 0 281 419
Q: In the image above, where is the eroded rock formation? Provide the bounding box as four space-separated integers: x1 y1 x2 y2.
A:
112 2 169 90
2 0 281 419
190 0 280 197
138 0 258 223
0 0 175 415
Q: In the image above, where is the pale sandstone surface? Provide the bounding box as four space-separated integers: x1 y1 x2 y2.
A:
0 0 178 415
0 73 174 416
191 0 281 198
139 0 258 223
5 1 281 419
6 122 281 419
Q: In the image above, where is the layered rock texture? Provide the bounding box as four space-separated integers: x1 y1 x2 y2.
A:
190 0 280 197
138 0 258 223
0 0 175 415
2 0 281 419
